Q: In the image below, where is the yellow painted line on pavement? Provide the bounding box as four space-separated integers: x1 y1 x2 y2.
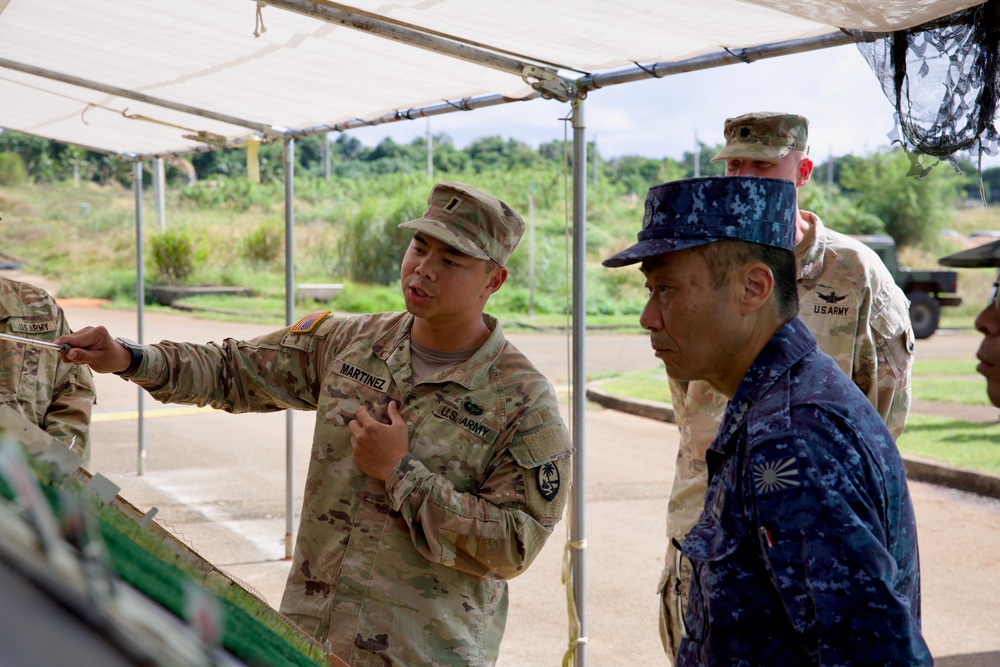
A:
92 405 215 422
94 386 571 422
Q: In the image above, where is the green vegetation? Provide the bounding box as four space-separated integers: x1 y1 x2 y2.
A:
0 151 28 186
3 128 997 328
897 416 1000 476
593 359 1000 477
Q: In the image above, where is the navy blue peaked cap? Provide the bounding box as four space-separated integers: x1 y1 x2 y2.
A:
602 176 797 268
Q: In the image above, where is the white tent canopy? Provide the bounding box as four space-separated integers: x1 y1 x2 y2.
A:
0 0 983 157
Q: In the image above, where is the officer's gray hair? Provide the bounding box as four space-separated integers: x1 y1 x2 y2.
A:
690 240 799 322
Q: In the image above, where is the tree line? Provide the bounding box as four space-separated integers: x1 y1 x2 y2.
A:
0 128 995 250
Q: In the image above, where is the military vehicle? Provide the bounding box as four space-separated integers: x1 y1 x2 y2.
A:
853 234 961 339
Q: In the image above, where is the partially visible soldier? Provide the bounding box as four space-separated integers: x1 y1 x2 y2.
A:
58 181 573 667
658 112 916 660
940 239 1000 406
0 276 96 463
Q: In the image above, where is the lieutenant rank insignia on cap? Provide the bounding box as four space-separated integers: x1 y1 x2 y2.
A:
753 457 801 495
291 311 331 334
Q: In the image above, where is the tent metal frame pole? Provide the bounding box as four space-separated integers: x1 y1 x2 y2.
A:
571 99 588 667
283 138 297 560
262 0 578 101
578 32 855 92
0 56 275 134
133 159 147 476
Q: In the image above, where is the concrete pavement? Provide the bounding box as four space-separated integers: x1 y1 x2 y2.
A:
57 302 1000 666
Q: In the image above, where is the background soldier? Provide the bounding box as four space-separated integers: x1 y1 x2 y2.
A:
0 276 95 463
940 239 1000 406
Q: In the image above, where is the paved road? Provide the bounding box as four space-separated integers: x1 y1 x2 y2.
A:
60 303 1000 666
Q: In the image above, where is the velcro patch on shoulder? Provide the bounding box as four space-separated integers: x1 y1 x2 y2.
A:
290 311 331 334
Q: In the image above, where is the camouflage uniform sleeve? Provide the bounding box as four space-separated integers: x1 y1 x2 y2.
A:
661 376 727 657
383 403 572 579
41 306 96 460
128 327 327 413
666 378 726 542
854 283 914 440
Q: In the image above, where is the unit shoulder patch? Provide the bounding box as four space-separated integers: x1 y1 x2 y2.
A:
291 311 331 334
753 457 801 495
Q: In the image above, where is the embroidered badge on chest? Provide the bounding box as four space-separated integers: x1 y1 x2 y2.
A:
809 290 852 317
10 320 57 334
432 401 498 442
537 462 560 501
753 457 801 495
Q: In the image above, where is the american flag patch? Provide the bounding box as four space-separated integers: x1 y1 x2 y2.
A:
753 457 801 495
291 310 331 334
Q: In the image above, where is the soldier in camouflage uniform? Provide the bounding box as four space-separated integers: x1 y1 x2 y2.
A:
604 176 929 665
59 182 573 667
940 238 1000 406
0 277 95 463
656 112 915 661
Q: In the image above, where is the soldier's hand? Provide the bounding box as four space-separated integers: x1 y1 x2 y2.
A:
348 402 409 481
56 326 133 374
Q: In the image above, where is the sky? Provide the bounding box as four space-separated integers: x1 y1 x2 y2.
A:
344 43 1000 169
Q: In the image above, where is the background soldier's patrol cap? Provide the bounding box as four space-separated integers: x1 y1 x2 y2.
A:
710 112 809 163
939 239 1000 267
601 176 797 268
399 181 525 267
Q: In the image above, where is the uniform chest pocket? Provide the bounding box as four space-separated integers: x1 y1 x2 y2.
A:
407 401 501 492
0 340 41 403
679 479 745 645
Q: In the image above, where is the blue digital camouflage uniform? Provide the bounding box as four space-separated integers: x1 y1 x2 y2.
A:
0 277 95 463
122 310 572 667
676 316 929 666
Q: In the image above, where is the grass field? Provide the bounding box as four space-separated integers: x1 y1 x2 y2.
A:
595 358 999 476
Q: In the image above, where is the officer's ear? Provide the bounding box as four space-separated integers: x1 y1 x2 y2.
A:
739 262 774 316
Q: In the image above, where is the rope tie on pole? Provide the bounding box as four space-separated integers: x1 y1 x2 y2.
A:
561 536 588 667
723 46 754 64
254 1 268 38
633 61 665 79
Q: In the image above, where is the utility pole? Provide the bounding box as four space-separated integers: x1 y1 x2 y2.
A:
426 118 433 179
592 137 598 188
693 131 700 177
827 146 834 190
528 181 536 317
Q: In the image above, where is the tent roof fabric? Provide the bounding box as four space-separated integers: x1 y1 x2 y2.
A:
0 0 983 157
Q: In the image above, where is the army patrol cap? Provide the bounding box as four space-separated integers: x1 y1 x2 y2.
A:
711 112 809 163
939 239 1000 267
399 181 525 267
602 176 797 268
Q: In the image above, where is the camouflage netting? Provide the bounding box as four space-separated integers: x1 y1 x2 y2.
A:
850 0 1000 187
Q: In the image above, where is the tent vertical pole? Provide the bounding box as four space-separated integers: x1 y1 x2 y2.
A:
571 99 588 667
133 159 146 476
284 138 296 560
